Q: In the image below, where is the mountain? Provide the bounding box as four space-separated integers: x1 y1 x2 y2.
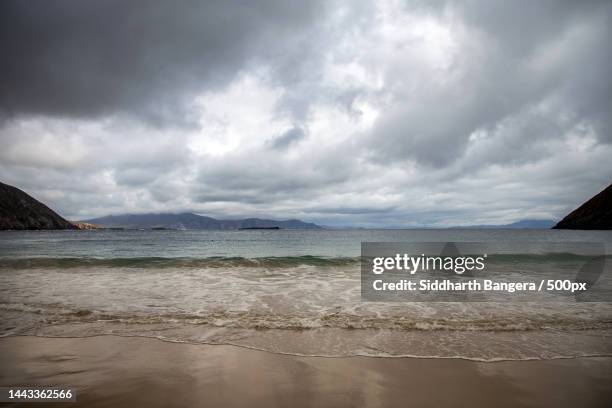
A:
83 213 322 230
553 183 612 230
454 219 556 229
0 182 76 230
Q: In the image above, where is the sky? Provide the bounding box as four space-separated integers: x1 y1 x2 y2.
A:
1 0 611 227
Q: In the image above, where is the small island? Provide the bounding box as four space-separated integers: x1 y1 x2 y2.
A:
239 226 281 230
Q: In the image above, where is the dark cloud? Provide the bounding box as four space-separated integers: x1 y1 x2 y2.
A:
0 0 325 124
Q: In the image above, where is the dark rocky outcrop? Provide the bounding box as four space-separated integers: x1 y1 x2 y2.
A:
553 183 612 230
0 182 76 230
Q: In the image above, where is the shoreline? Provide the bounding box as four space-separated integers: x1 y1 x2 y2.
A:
2 335 611 407
5 318 610 361
4 334 612 363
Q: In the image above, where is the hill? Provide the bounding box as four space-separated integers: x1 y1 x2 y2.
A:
84 213 322 230
0 182 76 230
454 219 556 229
553 183 612 230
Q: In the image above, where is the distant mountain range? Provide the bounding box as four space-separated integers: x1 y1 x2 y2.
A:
0 181 76 230
554 183 612 230
83 213 322 230
457 219 557 229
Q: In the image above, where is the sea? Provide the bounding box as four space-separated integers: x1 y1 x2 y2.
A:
1 229 611 361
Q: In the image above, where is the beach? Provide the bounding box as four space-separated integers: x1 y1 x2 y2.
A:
1 230 611 406
2 0 612 405
1 335 611 407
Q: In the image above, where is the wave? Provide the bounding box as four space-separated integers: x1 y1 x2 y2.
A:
0 255 360 269
2 302 611 332
3 302 612 361
0 252 608 269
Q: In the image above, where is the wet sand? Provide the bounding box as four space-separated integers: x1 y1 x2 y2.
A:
1 336 611 407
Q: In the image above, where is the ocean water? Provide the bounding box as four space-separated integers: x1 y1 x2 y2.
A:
1 229 611 361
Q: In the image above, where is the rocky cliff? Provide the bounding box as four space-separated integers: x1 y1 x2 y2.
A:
553 183 612 230
0 182 76 230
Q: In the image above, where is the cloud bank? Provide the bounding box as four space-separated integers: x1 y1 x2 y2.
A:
1 0 611 226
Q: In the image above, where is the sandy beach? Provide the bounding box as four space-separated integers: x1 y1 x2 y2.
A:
0 335 610 407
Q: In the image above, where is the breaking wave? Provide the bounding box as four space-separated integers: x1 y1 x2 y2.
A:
2 302 611 332
0 256 360 269
0 253 607 269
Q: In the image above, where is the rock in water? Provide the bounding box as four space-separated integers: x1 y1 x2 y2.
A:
0 182 76 230
553 183 612 230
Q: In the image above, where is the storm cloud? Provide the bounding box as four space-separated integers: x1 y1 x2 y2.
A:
1 0 611 226
0 0 325 124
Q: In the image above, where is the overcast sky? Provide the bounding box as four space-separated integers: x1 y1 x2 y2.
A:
1 0 611 227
